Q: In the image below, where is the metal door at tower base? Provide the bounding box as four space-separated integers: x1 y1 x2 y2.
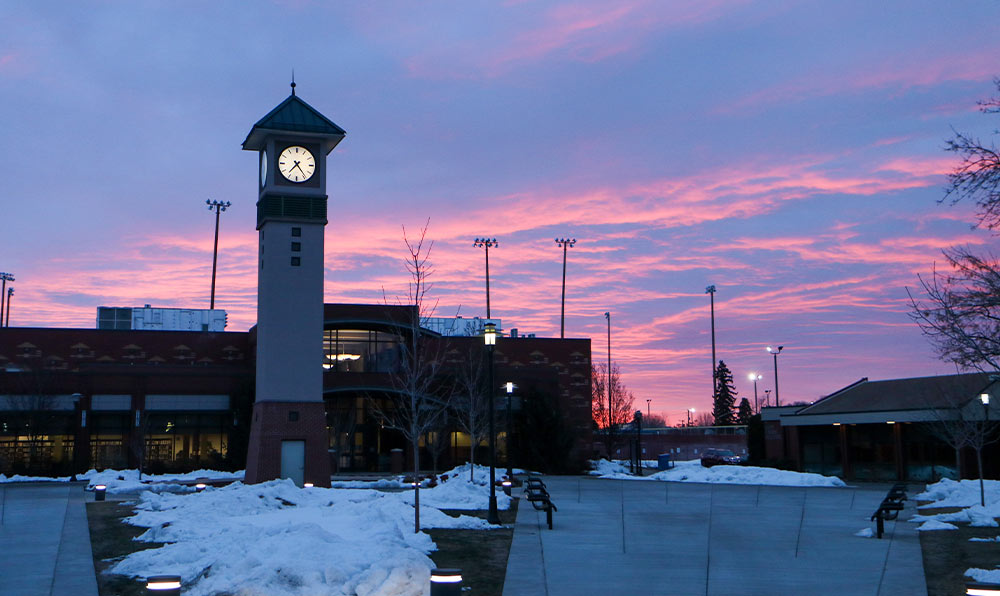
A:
281 440 305 486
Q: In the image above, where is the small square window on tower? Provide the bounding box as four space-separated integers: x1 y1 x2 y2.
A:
291 257 301 266
288 411 299 422
291 227 301 237
291 242 301 252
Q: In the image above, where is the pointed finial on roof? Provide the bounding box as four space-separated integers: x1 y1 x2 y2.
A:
291 70 296 96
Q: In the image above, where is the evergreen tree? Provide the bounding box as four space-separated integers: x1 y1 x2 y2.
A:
712 360 737 425
736 397 753 426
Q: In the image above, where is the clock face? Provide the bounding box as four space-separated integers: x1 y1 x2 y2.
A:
260 150 267 186
277 145 316 183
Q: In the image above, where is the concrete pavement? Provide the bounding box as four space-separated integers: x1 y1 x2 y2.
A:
0 482 99 596
503 476 927 596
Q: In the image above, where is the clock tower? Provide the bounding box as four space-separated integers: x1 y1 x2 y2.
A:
241 85 345 487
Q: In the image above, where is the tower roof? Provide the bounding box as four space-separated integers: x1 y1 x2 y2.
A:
242 93 346 152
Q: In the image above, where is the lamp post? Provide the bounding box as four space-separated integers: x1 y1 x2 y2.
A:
605 311 612 433
5 287 12 328
206 199 231 311
505 381 515 480
706 285 717 396
0 273 13 325
982 393 990 421
483 323 500 524
748 373 762 413
687 407 695 427
646 399 651 417
634 410 643 476
767 346 784 407
764 389 772 408
473 238 498 319
555 238 576 338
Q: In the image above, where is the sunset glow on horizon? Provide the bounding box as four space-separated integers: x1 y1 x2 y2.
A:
3 1 999 423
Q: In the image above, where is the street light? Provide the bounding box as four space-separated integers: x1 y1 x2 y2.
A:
687 407 695 427
764 389 772 408
766 346 784 406
646 398 651 417
206 199 231 311
5 287 12 328
706 285 717 397
0 273 13 325
473 238 499 319
748 373 762 413
982 393 990 421
555 238 576 338
504 381 516 480
483 322 500 524
605 312 612 434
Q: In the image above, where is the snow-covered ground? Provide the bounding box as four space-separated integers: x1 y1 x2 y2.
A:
907 478 1000 582
589 458 847 488
98 463 509 596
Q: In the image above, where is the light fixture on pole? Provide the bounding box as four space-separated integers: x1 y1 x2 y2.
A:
982 393 990 421
605 311 612 433
504 381 515 480
687 407 695 427
5 287 12 328
0 272 13 325
646 398 651 417
706 285 717 397
483 322 500 524
764 389 772 408
473 238 498 319
206 199 232 311
766 346 784 406
748 373 762 413
555 238 576 338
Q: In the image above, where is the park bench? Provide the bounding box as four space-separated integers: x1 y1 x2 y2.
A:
870 483 907 539
524 475 557 530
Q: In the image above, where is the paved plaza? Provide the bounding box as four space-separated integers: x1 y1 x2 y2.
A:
503 476 927 596
0 482 99 596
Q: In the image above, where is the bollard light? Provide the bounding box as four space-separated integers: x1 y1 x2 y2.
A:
94 484 107 502
967 582 1000 596
304 482 314 488
502 480 512 496
195 483 207 492
430 568 462 596
146 574 181 595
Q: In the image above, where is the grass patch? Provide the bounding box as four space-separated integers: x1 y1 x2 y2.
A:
426 499 519 596
86 501 162 596
920 522 1000 596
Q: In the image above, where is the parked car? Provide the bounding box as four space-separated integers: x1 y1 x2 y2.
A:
700 448 743 467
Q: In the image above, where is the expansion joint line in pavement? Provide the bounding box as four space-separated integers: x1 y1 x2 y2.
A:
794 488 807 557
704 484 714 596
875 509 899 596
536 505 550 595
620 480 626 554
48 484 72 596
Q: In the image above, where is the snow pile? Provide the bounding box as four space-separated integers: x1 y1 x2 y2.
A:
0 473 73 483
109 478 498 596
589 459 631 476
855 527 874 538
968 568 1000 584
331 478 408 489
81 469 244 495
970 536 1000 542
909 478 1000 528
590 458 846 487
404 463 512 511
916 519 959 531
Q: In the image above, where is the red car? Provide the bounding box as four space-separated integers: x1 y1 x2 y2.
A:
700 448 743 467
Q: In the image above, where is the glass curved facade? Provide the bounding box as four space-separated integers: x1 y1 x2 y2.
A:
322 329 400 373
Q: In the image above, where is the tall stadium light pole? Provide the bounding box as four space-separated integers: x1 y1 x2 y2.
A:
555 238 576 338
5 287 12 328
748 373 762 413
0 273 13 325
605 311 612 432
473 238 498 319
206 199 232 311
483 323 500 524
706 285 717 397
767 346 784 407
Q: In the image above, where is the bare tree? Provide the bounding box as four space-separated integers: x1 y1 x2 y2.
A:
368 221 450 533
591 362 635 458
452 349 491 482
426 425 452 474
942 77 1000 231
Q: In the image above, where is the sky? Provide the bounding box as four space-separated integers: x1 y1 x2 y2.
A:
3 1 1000 424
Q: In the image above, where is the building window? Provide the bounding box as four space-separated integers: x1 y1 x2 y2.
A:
291 257 301 266
291 227 301 237
291 242 301 252
323 329 401 373
289 411 299 422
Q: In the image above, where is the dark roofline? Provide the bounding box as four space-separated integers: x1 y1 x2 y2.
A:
795 377 868 415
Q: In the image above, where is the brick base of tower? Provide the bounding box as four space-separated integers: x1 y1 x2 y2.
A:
244 401 331 487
